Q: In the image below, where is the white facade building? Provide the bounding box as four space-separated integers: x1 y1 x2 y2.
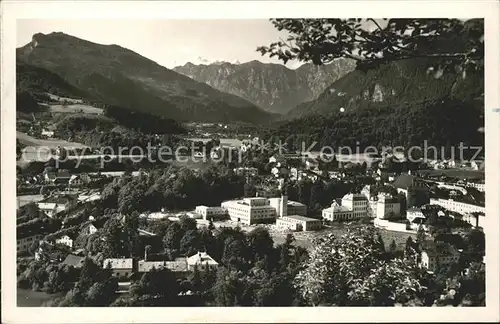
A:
407 207 426 223
220 195 304 225
186 252 219 271
55 235 74 249
233 167 258 177
276 215 322 231
375 193 401 220
322 201 354 221
341 193 369 219
194 206 228 220
429 198 485 215
221 197 277 225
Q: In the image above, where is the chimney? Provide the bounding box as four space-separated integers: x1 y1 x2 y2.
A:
280 194 288 218
144 247 149 261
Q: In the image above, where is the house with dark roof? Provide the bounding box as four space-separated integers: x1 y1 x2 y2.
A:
44 169 71 184
37 194 78 218
420 242 460 273
62 254 85 269
392 173 429 203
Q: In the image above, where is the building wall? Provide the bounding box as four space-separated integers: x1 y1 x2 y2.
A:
222 201 276 225
276 219 299 231
421 251 459 272
407 209 425 222
288 204 306 217
111 268 133 278
195 206 227 220
276 217 322 231
17 234 43 253
376 200 401 220
430 198 485 215
341 195 368 219
322 208 354 221
56 236 73 249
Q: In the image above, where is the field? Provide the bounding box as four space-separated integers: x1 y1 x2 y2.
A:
17 288 63 307
17 131 89 166
17 131 87 149
17 195 44 208
49 104 103 115
417 169 485 180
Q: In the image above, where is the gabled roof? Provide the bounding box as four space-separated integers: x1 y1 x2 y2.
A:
138 259 188 272
421 242 458 258
187 252 218 266
62 254 85 268
103 258 133 269
393 174 416 189
57 169 71 178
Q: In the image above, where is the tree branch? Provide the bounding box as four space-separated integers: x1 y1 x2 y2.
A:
367 18 384 33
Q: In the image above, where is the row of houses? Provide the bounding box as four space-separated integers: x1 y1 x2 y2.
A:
100 251 218 279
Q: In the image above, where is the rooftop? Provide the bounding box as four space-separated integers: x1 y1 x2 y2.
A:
62 254 85 268
187 252 218 266
103 258 133 269
421 242 458 257
282 215 321 222
393 174 417 189
138 259 188 272
39 194 77 205
342 193 368 201
324 202 351 213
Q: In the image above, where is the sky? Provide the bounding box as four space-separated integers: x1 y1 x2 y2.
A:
17 19 305 69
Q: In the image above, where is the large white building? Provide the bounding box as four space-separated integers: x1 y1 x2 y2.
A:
322 201 354 221
340 193 369 219
375 193 401 220
221 195 306 225
222 197 276 225
429 198 485 215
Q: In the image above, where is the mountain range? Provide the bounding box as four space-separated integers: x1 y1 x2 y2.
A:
16 32 273 124
287 58 484 119
173 59 355 114
16 31 484 144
